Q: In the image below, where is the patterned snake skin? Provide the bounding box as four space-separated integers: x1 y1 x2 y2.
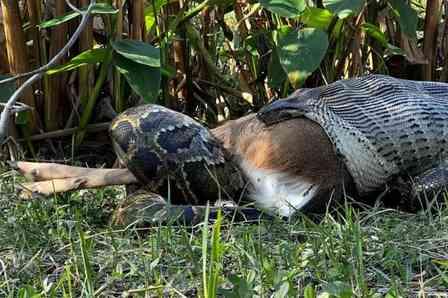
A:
258 74 448 195
110 104 245 205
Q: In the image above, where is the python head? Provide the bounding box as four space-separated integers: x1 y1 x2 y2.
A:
109 104 245 204
257 88 319 125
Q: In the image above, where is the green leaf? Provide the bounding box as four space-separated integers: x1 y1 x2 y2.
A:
277 27 328 87
301 8 334 30
323 0 365 18
259 0 306 18
362 23 388 47
39 3 118 29
144 0 169 31
114 54 161 103
46 48 110 75
362 23 405 56
268 48 287 89
112 40 160 67
388 0 418 39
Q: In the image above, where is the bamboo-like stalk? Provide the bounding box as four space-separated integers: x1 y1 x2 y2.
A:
349 14 364 77
47 1 68 131
1 0 39 132
160 1 178 108
365 0 383 72
172 1 190 111
26 0 41 69
114 0 124 112
422 0 442 81
441 1 448 82
0 8 9 74
233 1 255 95
129 0 145 41
78 0 94 109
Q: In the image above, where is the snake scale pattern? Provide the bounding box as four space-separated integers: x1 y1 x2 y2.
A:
258 74 448 195
110 104 245 205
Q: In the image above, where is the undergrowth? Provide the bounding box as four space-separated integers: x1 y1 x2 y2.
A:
0 168 447 297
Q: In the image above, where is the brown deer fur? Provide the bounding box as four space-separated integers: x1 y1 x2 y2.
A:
212 114 352 212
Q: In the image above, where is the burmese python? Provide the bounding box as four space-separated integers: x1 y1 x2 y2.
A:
110 75 448 224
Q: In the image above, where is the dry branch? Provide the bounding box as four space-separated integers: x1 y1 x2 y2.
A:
1 0 39 131
0 0 96 143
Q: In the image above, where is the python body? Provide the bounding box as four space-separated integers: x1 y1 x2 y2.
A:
110 75 448 217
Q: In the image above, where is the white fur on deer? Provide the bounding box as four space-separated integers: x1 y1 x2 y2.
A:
212 114 348 215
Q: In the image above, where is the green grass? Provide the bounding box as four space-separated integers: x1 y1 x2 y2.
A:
1 168 448 297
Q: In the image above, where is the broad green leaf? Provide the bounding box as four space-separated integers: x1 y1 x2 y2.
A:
277 28 328 87
39 3 118 29
301 8 334 30
268 48 287 89
112 40 160 67
114 54 161 103
144 0 170 31
46 48 110 75
259 0 306 18
388 0 418 39
323 0 365 18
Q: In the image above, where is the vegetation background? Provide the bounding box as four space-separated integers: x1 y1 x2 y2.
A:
0 0 447 297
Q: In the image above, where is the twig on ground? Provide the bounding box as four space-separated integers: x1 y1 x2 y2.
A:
0 0 97 143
